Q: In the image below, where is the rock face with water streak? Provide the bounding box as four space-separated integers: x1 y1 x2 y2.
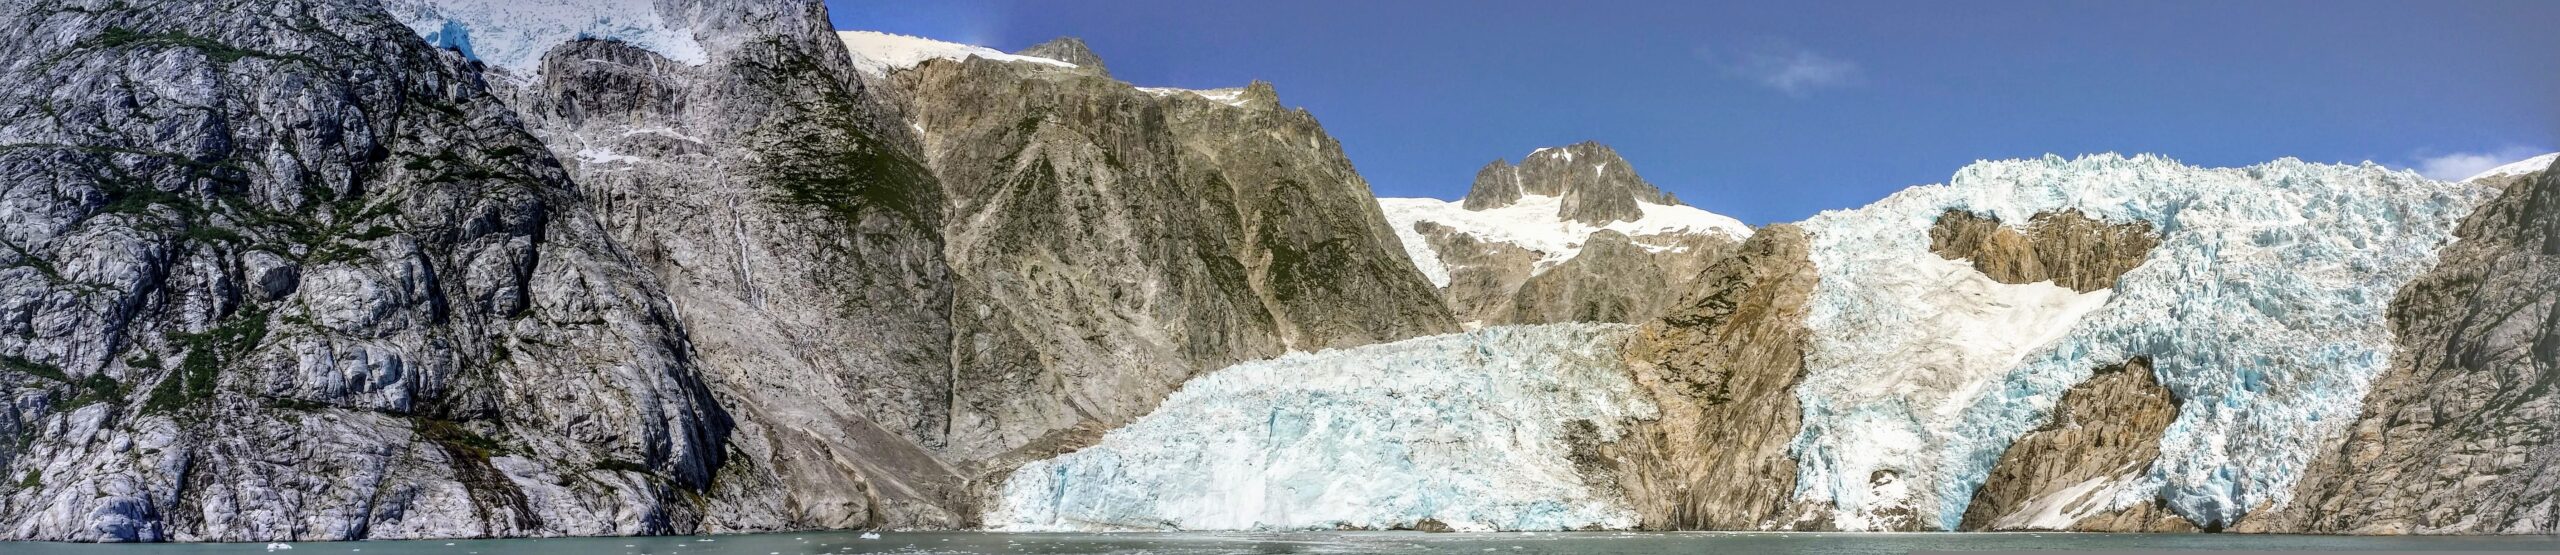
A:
2263 160 2560 534
1585 225 1822 530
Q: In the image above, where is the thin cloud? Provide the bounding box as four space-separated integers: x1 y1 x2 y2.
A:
2406 146 2548 181
1705 43 1863 96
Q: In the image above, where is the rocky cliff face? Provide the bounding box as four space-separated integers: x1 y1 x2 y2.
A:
860 38 1455 479
1587 225 1821 530
2263 159 2560 534
0 0 732 541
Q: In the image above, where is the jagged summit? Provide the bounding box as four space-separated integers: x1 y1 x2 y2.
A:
1016 36 1108 77
1461 141 1681 225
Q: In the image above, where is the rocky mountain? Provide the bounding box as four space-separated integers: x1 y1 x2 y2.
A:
0 0 1455 542
1378 143 1749 326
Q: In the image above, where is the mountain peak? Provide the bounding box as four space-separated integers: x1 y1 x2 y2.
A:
1459 141 1679 224
1017 36 1108 77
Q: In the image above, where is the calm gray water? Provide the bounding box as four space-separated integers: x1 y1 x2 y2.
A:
10 531 2560 554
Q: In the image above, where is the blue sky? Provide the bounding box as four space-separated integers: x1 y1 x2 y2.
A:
826 0 2560 225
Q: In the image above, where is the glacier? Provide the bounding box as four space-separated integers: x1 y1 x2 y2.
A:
1789 154 2494 530
379 0 709 76
991 324 1654 532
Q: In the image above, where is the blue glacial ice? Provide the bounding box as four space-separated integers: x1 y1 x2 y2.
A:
991 324 1654 532
1789 154 2493 530
379 0 709 76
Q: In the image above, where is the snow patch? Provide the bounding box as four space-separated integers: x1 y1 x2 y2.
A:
992 324 1653 532
1376 194 1752 288
837 31 1076 77
1789 154 2493 530
1138 87 1253 108
2464 152 2558 182
380 0 708 76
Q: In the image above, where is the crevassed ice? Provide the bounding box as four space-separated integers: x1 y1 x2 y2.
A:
992 324 1653 532
1790 154 2492 530
1376 194 1752 288
381 0 709 76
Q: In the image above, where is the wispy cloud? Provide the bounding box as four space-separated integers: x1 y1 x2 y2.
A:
1703 43 1862 96
2405 146 2548 181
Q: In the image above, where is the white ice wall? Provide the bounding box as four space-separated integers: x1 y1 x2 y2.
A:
992 324 1653 532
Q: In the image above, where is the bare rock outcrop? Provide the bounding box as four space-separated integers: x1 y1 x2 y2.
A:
1959 358 2200 532
1928 209 2159 292
2259 159 2560 534
1584 225 1821 529
879 47 1456 478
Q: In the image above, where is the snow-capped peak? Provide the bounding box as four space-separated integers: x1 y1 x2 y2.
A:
837 30 1077 77
2463 152 2558 183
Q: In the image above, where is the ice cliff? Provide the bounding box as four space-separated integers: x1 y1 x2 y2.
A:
992 324 1652 532
379 0 709 76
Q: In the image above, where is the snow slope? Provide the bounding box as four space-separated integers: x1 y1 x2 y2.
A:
991 324 1653 532
1789 154 2492 530
1377 194 1752 287
379 0 708 76
836 31 1077 77
2464 152 2558 182
1138 87 1253 108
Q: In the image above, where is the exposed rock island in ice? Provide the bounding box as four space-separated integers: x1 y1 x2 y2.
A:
1789 154 2492 530
992 324 1652 531
379 0 709 76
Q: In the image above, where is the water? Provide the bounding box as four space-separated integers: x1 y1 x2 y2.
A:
12 531 2560 555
